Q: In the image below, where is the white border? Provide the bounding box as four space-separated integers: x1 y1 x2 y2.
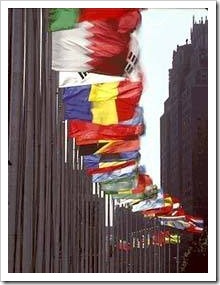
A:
1 0 216 282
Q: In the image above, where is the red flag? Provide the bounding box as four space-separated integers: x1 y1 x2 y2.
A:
69 120 144 141
132 174 153 194
79 8 140 24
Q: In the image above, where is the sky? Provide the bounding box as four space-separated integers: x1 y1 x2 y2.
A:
137 8 208 187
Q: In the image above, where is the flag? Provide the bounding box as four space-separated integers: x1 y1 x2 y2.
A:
152 231 169 246
111 175 156 199
52 21 140 76
62 78 143 123
92 163 138 183
59 71 124 88
58 64 142 87
78 138 140 155
152 231 181 246
116 240 131 251
157 207 185 220
100 151 141 162
100 174 138 193
132 188 164 212
165 234 181 244
83 151 140 169
160 219 189 230
87 159 137 175
142 195 180 217
69 120 144 141
185 215 204 233
49 8 141 32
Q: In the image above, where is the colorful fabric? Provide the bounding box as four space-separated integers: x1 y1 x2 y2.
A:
52 22 139 76
87 159 137 175
62 79 142 123
83 151 140 169
132 188 164 212
78 138 140 155
100 174 138 193
92 163 138 183
58 65 141 87
69 120 144 142
59 71 124 88
49 8 141 32
111 175 155 199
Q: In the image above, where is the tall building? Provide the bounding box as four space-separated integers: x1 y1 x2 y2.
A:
160 17 208 224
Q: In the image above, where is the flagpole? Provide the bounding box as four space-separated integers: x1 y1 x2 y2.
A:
168 231 171 273
163 223 166 272
153 218 156 272
176 232 180 273
158 219 161 273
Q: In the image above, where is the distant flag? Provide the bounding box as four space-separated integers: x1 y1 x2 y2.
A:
142 195 180 217
185 215 204 233
165 234 181 244
160 219 188 231
92 162 138 183
111 175 156 200
87 159 138 175
132 188 164 212
100 174 138 193
152 231 181 246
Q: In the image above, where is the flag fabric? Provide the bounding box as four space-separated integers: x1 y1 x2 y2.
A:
83 151 140 169
52 21 139 76
69 120 144 142
152 231 181 246
59 63 142 88
111 175 156 199
59 71 124 88
100 174 138 193
49 8 141 32
142 195 180 217
160 216 204 233
116 240 131 251
160 219 189 230
132 188 164 212
165 234 181 244
87 159 137 175
185 215 204 233
62 79 143 123
92 163 138 183
78 138 140 155
49 8 80 32
99 151 140 162
157 207 185 220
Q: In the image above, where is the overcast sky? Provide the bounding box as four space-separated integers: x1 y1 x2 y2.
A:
137 8 208 187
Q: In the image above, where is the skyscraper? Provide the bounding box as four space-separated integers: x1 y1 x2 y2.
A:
160 16 208 223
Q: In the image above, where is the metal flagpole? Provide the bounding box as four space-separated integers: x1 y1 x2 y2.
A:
168 232 171 273
176 232 180 273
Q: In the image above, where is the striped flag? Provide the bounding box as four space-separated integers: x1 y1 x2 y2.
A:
52 22 139 76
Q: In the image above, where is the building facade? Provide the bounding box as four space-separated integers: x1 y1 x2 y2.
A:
160 17 208 223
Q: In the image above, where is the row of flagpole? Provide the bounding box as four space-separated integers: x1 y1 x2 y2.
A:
8 8 184 273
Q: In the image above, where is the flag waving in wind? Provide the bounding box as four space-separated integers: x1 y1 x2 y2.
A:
69 120 144 142
49 8 141 32
52 19 140 76
62 79 143 124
